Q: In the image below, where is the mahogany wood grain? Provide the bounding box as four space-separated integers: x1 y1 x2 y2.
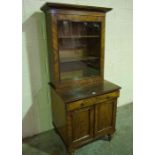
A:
67 91 119 111
45 13 105 89
94 99 117 137
51 88 68 144
50 9 106 17
40 3 121 154
70 106 94 144
41 2 112 13
51 85 120 153
55 80 121 103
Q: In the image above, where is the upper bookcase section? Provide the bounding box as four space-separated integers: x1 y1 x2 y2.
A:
41 2 112 14
40 3 113 89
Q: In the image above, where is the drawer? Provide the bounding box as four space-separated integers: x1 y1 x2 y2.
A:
67 91 119 111
95 91 119 103
67 97 96 111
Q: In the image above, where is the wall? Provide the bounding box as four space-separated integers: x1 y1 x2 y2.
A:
22 0 133 138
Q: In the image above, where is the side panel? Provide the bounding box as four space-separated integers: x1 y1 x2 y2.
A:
45 13 55 84
44 12 60 86
51 89 68 144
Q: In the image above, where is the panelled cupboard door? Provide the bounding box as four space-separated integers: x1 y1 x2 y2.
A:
94 100 117 137
69 106 94 144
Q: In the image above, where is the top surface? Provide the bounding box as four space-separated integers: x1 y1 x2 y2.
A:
56 80 121 103
41 2 112 13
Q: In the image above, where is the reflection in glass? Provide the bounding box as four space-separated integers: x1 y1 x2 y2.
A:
58 21 101 81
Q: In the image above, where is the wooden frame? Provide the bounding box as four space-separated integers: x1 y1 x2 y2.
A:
42 4 108 89
55 14 105 89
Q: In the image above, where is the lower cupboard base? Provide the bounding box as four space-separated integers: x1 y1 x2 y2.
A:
54 126 114 155
51 85 120 155
67 134 113 155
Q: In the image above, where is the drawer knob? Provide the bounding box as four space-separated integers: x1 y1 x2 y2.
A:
92 91 96 95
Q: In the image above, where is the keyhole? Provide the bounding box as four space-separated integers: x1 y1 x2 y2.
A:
92 91 96 95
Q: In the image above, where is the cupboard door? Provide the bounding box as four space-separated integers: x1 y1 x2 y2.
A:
94 99 117 137
69 106 94 144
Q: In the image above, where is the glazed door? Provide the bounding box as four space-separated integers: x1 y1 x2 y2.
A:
94 100 117 137
55 14 105 85
69 106 94 144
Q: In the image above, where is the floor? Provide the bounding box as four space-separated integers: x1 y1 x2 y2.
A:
23 103 133 155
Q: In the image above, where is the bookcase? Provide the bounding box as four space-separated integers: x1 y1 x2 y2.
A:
41 3 121 154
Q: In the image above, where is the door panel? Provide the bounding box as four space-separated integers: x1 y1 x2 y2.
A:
69 106 94 144
94 100 117 137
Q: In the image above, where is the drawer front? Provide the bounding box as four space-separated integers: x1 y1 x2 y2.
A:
67 91 119 111
67 97 96 111
95 91 119 104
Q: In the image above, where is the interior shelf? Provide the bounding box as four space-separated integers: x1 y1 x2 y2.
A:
60 61 86 72
60 56 99 63
57 20 101 81
59 35 100 39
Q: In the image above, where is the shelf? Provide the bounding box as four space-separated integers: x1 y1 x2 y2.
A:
60 61 86 72
60 69 99 81
60 59 100 76
60 56 99 63
59 35 100 39
59 46 87 51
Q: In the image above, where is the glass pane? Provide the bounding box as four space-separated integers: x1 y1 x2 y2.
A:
58 20 101 81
